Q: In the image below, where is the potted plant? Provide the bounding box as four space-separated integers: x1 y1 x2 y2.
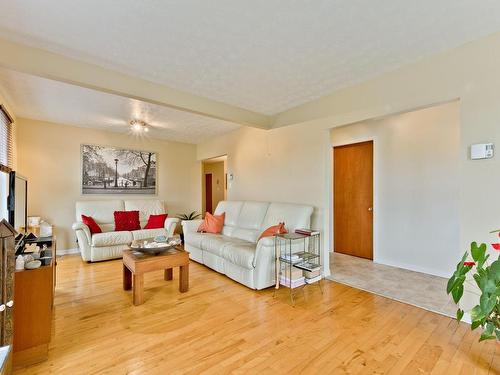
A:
176 211 201 244
447 231 500 341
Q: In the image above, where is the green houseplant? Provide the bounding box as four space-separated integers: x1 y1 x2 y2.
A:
447 232 500 341
176 211 202 244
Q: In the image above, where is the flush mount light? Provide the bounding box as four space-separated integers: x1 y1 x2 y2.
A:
129 119 149 133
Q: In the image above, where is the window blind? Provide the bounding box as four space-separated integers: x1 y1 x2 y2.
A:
0 106 13 171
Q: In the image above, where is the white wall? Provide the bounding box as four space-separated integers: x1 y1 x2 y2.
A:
330 101 460 277
16 118 201 250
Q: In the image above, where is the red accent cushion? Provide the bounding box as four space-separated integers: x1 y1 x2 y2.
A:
144 214 168 229
114 211 140 231
258 222 287 241
81 215 102 235
197 212 225 234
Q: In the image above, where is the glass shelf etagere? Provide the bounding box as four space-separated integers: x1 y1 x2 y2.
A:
274 232 322 305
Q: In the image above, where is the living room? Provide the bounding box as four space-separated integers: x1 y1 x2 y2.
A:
0 1 500 374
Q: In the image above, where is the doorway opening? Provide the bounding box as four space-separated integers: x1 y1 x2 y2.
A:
202 155 227 215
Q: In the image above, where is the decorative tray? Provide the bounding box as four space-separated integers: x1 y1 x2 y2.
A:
130 237 182 255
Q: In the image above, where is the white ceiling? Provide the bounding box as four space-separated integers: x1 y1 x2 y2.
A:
2 0 500 115
0 69 240 144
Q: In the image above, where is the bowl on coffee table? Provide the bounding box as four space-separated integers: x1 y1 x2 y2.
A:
130 237 181 255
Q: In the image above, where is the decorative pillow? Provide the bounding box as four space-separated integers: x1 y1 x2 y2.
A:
81 214 102 235
258 222 287 241
144 214 168 229
197 212 225 234
114 210 141 231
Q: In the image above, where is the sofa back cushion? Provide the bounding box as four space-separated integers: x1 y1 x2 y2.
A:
215 201 243 237
262 203 313 233
231 201 270 242
76 200 125 229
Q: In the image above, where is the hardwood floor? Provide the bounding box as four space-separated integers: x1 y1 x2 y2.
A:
14 255 499 374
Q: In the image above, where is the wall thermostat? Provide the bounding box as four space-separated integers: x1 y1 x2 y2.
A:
471 143 494 160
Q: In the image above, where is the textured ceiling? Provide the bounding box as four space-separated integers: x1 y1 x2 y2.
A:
1 1 500 115
0 69 240 144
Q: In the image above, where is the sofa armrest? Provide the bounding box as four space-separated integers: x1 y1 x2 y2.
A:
165 217 180 237
181 219 203 234
257 236 275 247
72 222 92 261
72 222 91 244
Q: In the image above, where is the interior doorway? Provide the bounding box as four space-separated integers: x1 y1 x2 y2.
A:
333 140 373 260
202 155 227 215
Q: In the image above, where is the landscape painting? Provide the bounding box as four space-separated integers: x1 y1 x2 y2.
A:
81 144 156 195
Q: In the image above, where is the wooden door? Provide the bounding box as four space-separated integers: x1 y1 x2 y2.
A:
333 141 373 259
205 174 213 214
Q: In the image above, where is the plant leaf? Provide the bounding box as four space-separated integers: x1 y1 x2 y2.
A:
470 305 485 322
451 284 464 304
471 242 487 263
447 275 456 294
479 294 496 315
456 309 464 322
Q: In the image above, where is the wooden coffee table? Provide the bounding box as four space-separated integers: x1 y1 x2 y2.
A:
122 246 189 306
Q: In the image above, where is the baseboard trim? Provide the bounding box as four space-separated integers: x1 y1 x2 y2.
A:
57 248 80 256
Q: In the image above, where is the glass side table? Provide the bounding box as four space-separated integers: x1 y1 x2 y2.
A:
274 232 322 305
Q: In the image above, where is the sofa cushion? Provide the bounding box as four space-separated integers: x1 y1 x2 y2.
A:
131 228 168 241
81 215 102 234
221 242 257 270
214 201 243 227
184 231 206 249
235 202 269 230
198 212 225 234
114 211 141 231
201 234 249 256
92 231 133 247
144 214 168 229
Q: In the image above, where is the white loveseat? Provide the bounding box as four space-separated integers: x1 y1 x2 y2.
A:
182 200 314 290
72 199 179 262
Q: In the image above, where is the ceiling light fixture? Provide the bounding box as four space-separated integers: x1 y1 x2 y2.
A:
129 119 149 133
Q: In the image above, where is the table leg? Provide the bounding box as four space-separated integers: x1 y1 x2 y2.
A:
164 268 173 281
123 264 132 290
179 264 189 293
133 273 144 305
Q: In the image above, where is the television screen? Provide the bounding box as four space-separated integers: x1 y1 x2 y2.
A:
8 171 27 233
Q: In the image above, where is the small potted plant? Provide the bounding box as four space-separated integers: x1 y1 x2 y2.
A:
176 211 201 244
447 231 500 341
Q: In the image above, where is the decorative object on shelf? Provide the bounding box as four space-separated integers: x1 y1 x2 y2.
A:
81 144 156 195
447 231 500 342
15 255 24 271
274 231 322 305
295 228 320 236
176 211 201 244
24 260 41 270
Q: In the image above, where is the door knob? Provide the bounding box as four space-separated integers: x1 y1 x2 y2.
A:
6 300 13 308
368 207 373 212
0 305 5 312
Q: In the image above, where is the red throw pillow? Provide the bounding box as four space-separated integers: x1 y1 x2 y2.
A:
81 214 102 235
197 212 225 234
114 211 140 231
144 214 168 229
258 222 287 241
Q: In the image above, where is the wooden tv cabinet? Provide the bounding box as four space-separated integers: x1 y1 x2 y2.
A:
13 238 56 369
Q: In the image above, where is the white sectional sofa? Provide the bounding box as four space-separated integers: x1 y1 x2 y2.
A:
72 199 179 262
182 200 314 290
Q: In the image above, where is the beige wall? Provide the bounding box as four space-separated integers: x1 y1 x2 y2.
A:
331 101 460 277
202 161 225 214
16 118 200 250
198 31 500 289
